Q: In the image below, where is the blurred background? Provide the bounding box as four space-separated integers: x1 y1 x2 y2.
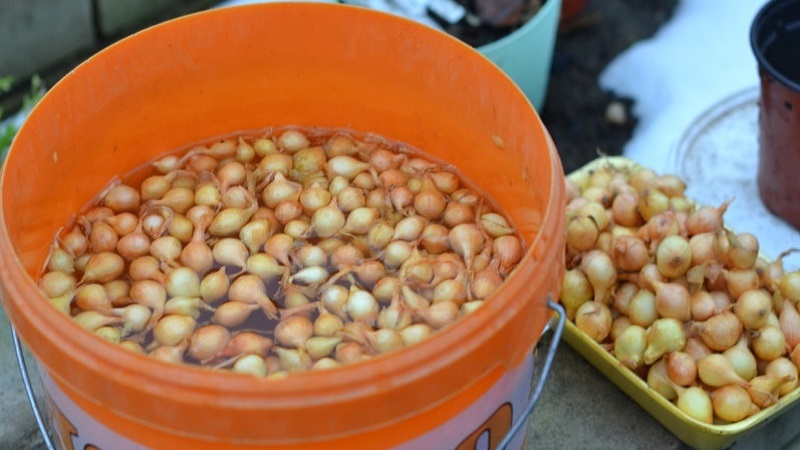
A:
0 0 677 173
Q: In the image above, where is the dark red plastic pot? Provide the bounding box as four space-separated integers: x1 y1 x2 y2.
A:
750 0 800 230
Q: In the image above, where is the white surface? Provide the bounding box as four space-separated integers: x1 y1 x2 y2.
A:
599 0 800 269
599 0 767 171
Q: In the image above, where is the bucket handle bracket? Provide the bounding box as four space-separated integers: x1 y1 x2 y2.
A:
498 296 566 450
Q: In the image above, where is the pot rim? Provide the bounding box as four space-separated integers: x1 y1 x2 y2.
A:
750 0 800 94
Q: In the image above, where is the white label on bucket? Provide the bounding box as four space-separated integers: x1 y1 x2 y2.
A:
394 351 534 450
38 368 145 450
36 351 534 449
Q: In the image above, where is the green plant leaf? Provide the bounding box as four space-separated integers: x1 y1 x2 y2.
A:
22 75 46 111
0 124 15 162
0 75 13 93
1 74 47 162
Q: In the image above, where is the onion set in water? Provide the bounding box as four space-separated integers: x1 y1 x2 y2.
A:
38 128 526 377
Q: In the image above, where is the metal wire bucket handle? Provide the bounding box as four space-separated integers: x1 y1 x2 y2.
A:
498 297 566 450
12 326 56 450
13 297 566 450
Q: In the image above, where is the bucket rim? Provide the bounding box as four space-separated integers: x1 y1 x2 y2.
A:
0 2 566 441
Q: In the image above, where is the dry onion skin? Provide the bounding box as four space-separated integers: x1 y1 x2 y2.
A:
561 159 800 425
37 127 526 377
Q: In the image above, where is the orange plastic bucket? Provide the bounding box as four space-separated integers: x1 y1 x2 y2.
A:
0 3 566 449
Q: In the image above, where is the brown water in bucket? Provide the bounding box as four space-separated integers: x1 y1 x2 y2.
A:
0 3 565 448
751 0 800 230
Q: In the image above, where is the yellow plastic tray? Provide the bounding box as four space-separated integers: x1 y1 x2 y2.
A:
563 156 800 450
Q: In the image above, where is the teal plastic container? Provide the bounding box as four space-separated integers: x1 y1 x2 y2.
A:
478 0 562 110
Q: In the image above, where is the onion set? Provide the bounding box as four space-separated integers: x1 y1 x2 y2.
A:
561 159 800 425
38 127 526 377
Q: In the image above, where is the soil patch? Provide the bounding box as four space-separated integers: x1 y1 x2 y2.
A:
541 0 677 173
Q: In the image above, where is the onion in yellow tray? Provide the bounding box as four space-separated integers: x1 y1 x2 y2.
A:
580 249 617 304
691 311 743 352
613 324 647 369
778 271 800 302
647 359 677 400
712 384 759 423
734 289 773 330
651 280 691 321
778 299 800 349
697 353 751 389
747 374 789 408
665 351 697 387
561 269 593 321
723 336 758 382
575 301 612 343
751 325 788 362
655 235 692 278
643 318 686 365
562 155 800 433
676 385 714 425
764 358 799 395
